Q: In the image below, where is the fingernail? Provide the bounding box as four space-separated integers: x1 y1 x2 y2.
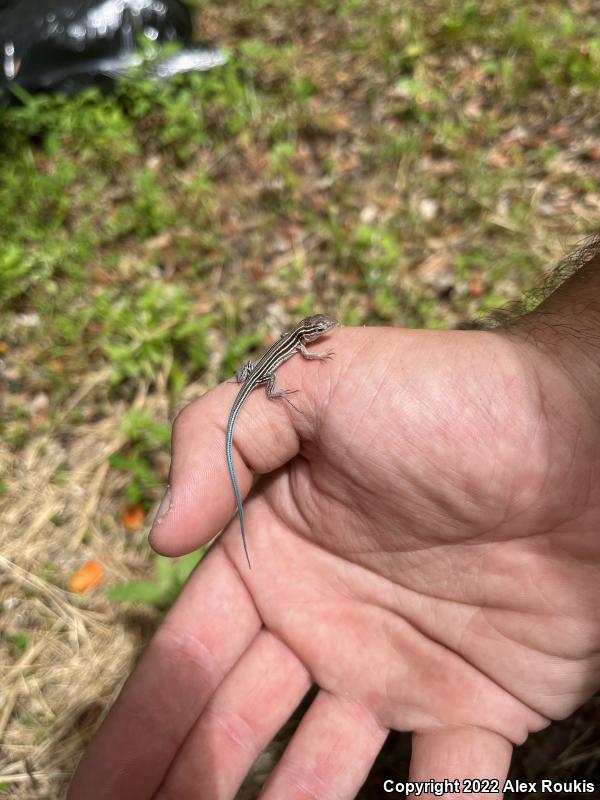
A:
151 486 172 530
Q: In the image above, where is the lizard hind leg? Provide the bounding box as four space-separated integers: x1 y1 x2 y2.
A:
264 373 303 414
228 360 255 384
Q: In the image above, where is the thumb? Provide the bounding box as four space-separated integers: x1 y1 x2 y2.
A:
148 376 305 558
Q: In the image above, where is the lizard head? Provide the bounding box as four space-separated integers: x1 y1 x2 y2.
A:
299 315 339 341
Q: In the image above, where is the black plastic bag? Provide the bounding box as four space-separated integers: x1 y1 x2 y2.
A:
0 0 226 96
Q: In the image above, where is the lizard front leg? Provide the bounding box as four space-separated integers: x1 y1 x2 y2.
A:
298 343 335 360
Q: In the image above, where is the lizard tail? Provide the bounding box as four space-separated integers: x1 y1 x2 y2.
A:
226 426 252 569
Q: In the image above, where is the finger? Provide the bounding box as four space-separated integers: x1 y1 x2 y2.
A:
149 371 311 557
408 727 512 799
155 630 311 800
67 547 261 800
260 690 387 800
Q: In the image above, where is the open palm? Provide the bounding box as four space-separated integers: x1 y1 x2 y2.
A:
69 327 600 799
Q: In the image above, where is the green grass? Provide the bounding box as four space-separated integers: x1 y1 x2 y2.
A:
1 0 598 490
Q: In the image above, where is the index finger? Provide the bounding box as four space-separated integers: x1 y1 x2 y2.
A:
67 546 261 800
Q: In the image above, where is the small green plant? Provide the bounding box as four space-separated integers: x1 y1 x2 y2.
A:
1 631 29 655
106 550 207 608
110 409 172 505
97 284 213 385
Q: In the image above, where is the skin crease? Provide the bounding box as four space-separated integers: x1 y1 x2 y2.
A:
68 323 600 800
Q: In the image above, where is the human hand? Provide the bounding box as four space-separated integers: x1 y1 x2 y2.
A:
68 325 600 799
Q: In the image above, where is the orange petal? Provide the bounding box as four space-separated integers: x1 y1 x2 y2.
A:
122 504 145 531
68 560 104 593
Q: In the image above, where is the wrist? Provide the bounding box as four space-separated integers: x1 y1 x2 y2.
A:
501 246 600 415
